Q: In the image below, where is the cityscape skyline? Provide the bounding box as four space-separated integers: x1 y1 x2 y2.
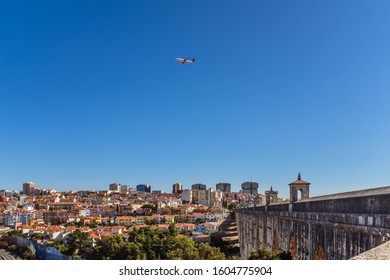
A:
7 178 271 195
2 171 389 200
1 1 390 198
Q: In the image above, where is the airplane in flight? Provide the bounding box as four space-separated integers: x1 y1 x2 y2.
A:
176 57 196 64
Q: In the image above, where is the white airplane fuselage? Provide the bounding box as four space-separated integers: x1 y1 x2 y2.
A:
176 58 195 64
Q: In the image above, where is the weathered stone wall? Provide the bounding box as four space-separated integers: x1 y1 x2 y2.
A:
350 240 390 260
236 210 390 259
293 194 390 214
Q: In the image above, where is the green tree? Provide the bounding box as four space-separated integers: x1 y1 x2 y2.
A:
227 203 237 218
7 230 23 237
168 223 178 236
30 233 44 242
65 230 91 257
166 236 199 260
248 247 292 260
51 240 67 253
277 250 293 260
84 225 227 260
197 243 226 260
89 235 126 260
115 242 145 260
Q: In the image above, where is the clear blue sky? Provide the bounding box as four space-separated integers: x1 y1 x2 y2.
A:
1 0 390 197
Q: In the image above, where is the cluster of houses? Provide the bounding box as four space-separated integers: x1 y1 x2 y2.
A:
0 188 240 245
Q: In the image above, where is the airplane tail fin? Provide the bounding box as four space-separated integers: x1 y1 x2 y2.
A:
191 58 196 62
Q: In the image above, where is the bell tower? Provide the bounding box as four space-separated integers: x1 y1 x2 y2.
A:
289 173 310 203
265 186 278 205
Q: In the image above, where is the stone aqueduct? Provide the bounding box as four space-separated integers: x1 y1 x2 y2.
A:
236 174 390 259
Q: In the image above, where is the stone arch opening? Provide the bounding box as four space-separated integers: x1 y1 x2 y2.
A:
296 188 305 201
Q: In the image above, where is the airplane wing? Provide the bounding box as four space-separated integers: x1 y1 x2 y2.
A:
184 58 195 64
